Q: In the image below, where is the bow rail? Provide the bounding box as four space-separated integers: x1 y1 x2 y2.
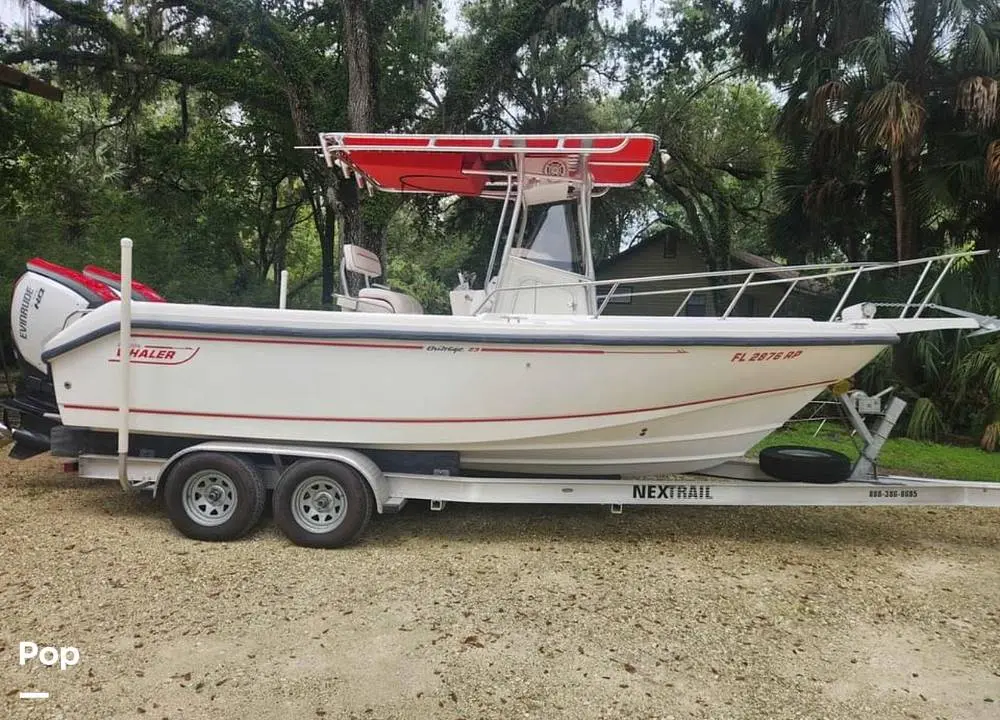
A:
472 249 994 322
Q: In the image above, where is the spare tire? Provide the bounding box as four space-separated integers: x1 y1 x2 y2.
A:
758 445 853 484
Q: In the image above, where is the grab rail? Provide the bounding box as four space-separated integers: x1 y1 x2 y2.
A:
472 249 991 319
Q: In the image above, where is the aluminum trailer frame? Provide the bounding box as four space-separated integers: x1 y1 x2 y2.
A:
68 450 1000 513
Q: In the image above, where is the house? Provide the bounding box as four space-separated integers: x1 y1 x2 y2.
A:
595 232 833 318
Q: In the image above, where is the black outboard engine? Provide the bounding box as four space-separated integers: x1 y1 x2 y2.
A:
3 259 124 458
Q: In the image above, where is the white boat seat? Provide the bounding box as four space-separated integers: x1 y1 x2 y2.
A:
358 287 424 315
338 244 424 314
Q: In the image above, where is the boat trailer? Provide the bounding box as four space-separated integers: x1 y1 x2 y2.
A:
31 376 1000 548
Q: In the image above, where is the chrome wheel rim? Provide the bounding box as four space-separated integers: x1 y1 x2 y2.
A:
182 470 238 526
291 476 347 534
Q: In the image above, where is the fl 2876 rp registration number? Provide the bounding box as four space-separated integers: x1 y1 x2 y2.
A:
731 350 803 363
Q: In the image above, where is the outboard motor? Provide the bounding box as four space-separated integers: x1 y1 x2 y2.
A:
3 259 120 458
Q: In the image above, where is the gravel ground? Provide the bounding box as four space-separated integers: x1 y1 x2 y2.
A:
1 450 999 720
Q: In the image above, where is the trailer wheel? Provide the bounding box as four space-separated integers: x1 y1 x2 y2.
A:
759 445 852 484
162 452 266 541
272 459 373 548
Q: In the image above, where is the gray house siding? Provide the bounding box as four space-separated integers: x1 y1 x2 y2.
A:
595 236 719 316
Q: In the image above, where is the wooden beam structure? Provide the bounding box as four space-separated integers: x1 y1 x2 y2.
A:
0 64 63 102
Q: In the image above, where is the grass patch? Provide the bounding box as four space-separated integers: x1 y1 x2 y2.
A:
750 421 1000 482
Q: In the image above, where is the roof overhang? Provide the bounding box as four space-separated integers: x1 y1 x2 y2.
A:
0 64 63 102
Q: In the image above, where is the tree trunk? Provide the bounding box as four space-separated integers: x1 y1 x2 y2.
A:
846 230 859 263
890 155 908 261
340 0 378 270
320 198 337 307
178 85 189 141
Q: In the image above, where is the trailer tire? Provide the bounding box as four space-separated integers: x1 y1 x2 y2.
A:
272 459 373 548
162 452 266 541
759 445 852 484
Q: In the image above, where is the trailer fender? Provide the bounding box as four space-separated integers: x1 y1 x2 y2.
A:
152 442 389 513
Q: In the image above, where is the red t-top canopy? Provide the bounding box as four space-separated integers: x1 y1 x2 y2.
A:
317 133 659 198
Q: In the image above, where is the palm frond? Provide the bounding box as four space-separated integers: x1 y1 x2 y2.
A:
981 418 1000 451
986 139 1000 190
858 81 926 157
913 332 946 385
957 342 1000 398
808 80 846 128
847 29 894 82
956 75 998 128
962 22 1000 75
906 396 947 440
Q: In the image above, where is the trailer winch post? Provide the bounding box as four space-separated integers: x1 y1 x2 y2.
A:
836 389 907 482
117 237 134 493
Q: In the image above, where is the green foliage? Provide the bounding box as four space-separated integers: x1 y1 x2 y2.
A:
850 256 1000 448
0 81 307 298
1 0 788 314
731 0 1000 261
382 201 474 313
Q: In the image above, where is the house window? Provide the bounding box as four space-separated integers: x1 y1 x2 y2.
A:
685 294 707 316
604 285 632 304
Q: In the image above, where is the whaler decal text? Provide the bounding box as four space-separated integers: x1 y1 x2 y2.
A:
109 344 200 365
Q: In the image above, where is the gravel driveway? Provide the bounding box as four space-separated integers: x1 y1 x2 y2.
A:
1 451 999 719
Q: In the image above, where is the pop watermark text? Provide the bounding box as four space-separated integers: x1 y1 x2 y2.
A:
18 641 80 671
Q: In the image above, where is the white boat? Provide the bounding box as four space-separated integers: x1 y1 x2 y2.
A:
4 132 998 479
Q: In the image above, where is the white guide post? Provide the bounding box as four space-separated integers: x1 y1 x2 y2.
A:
117 237 133 492
279 269 289 309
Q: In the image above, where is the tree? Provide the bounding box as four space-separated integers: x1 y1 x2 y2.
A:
732 0 1000 261
602 2 783 275
4 0 575 305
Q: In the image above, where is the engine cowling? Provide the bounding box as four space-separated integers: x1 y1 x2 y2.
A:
10 259 118 375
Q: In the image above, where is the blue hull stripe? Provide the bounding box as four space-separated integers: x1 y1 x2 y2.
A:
41 318 899 363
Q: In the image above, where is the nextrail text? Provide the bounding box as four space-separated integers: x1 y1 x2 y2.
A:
631 484 714 500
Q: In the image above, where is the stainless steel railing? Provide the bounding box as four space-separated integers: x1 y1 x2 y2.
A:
472 250 991 319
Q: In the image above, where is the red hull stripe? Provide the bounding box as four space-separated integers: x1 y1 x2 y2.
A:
130 332 689 355
62 378 834 425
477 347 688 355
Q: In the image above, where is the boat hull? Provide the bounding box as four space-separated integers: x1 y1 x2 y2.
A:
43 303 894 476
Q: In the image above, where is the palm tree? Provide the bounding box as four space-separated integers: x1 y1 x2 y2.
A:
736 0 1000 261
